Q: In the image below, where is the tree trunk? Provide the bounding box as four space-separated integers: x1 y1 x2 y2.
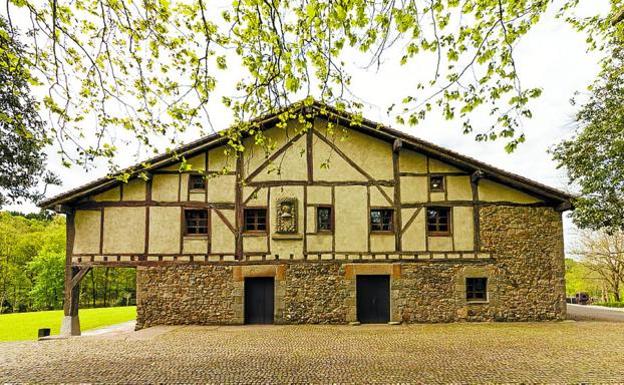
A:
103 268 110 307
612 7 624 26
90 269 96 308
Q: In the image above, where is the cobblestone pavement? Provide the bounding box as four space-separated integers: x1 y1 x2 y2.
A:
567 304 624 322
2 322 624 384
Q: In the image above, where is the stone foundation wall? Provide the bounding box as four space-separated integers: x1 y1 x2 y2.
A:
279 264 349 324
478 205 567 321
135 206 566 327
396 206 566 322
395 263 464 323
136 264 238 329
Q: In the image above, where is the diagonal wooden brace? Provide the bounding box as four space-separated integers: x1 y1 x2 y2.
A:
70 266 92 290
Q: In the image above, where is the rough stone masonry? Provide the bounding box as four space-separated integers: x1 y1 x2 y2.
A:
135 206 566 328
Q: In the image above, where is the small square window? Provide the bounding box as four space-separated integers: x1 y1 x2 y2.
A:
466 277 488 302
427 207 451 236
184 209 208 235
189 174 206 190
317 206 332 232
429 175 445 192
370 209 394 232
244 208 267 232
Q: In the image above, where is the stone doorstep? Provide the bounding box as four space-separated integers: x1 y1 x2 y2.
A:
349 321 402 326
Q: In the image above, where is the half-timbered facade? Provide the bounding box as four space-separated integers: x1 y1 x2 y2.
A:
40 101 572 335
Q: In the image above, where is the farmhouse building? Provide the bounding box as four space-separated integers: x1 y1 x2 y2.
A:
40 101 572 335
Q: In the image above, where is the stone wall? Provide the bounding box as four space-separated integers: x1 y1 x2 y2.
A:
478 205 567 321
135 206 566 327
136 265 238 329
395 206 565 322
395 263 463 323
279 264 349 324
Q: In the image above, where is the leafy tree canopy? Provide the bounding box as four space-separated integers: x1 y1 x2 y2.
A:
552 40 624 232
2 0 623 175
0 16 58 207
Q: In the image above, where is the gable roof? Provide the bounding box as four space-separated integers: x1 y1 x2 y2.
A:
39 100 574 210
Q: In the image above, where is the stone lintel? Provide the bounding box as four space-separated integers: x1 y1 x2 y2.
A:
344 263 401 280
233 264 286 281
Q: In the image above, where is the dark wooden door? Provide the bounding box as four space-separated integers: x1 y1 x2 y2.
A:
356 275 390 323
244 277 275 324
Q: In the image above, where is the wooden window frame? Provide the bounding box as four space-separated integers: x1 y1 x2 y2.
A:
315 205 334 233
466 277 488 302
183 208 209 236
369 207 395 233
243 207 268 234
426 206 452 236
188 174 206 191
429 175 446 192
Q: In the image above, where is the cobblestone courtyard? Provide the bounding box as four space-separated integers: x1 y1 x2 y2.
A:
2 322 623 384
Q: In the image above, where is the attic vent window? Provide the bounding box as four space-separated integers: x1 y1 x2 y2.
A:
316 206 333 232
189 174 206 190
429 175 445 192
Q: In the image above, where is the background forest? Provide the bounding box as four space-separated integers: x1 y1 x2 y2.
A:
566 259 623 304
0 211 135 313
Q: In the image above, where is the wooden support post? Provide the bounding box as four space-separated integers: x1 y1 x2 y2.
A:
61 208 81 336
470 170 483 253
306 124 314 183
235 151 244 260
392 139 402 251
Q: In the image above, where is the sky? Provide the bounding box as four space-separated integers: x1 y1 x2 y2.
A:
6 1 608 253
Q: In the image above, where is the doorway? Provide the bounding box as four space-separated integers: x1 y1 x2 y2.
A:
244 277 275 324
356 275 390 323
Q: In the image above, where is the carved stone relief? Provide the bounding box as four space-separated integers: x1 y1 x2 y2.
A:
276 198 298 233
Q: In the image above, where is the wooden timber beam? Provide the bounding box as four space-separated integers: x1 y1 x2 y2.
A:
70 267 92 289
392 138 402 251
470 171 482 253
471 170 485 183
555 201 573 212
313 129 394 205
235 152 244 260
400 207 423 236
213 207 236 234
62 209 82 336
73 201 235 210
63 209 76 317
244 130 306 183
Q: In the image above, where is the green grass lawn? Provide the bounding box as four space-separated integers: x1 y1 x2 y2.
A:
0 306 136 342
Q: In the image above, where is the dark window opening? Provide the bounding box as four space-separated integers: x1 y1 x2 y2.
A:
317 206 332 232
370 209 394 232
466 277 488 302
184 209 208 235
244 208 267 232
427 207 451 235
189 174 206 190
429 175 445 192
